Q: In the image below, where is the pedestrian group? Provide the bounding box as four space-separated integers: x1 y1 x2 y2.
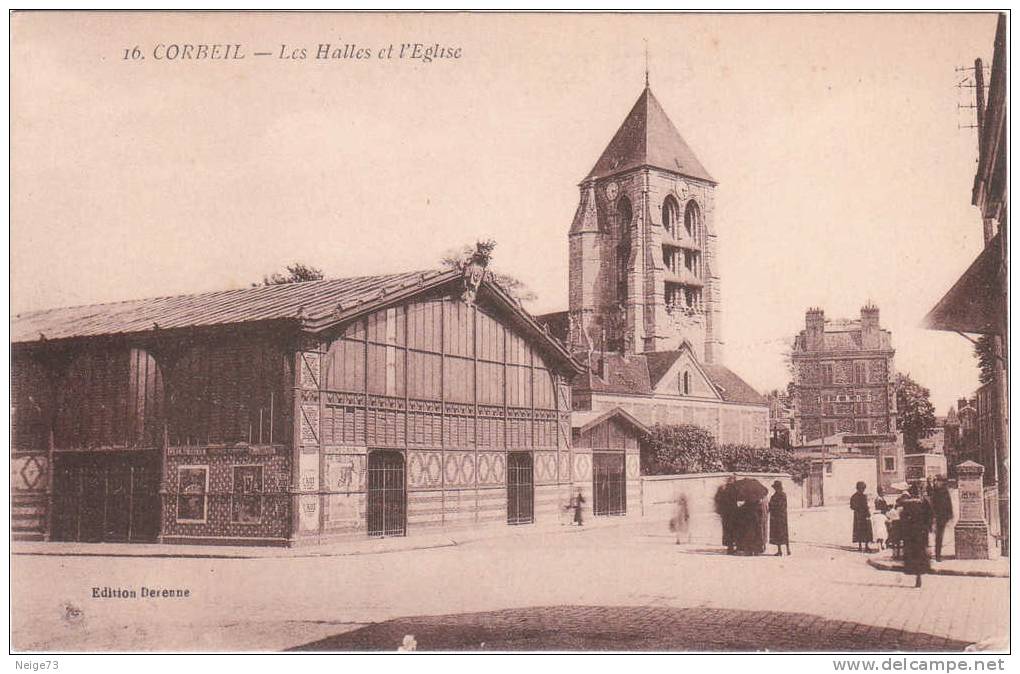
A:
712 478 790 556
849 476 954 588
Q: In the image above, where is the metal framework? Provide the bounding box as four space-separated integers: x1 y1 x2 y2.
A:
366 450 406 537
506 452 534 525
51 451 160 542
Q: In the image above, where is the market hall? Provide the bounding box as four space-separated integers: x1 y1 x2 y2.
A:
11 267 584 546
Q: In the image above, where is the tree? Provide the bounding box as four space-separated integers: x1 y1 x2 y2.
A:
440 239 537 302
256 262 324 286
641 423 721 475
896 372 937 451
974 334 998 386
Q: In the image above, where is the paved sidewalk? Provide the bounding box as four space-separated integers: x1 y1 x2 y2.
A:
10 520 607 559
867 551 1009 578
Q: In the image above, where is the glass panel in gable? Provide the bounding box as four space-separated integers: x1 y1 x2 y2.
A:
443 356 474 404
407 301 442 353
476 361 504 405
443 300 474 358
476 310 505 362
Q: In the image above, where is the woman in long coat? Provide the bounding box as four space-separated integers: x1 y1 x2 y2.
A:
769 480 790 556
850 481 873 552
899 484 933 588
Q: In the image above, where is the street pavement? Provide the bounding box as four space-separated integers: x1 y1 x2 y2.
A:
11 509 1009 652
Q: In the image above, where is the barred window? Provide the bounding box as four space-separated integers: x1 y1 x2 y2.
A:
232 465 264 524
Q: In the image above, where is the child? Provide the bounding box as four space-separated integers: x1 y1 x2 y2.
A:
885 506 902 558
871 508 889 551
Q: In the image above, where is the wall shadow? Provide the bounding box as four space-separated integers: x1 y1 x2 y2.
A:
288 605 970 652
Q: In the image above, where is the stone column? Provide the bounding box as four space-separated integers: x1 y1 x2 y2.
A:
954 460 989 559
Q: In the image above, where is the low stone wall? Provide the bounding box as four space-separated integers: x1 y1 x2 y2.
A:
639 472 804 543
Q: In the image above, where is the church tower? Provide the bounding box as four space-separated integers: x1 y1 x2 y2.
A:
568 85 723 363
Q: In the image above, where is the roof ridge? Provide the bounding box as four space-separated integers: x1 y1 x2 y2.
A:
12 269 443 318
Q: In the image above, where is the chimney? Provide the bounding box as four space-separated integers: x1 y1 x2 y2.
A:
860 303 880 349
805 307 825 350
861 302 880 329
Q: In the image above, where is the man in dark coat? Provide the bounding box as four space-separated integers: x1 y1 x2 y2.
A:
930 476 954 562
769 480 791 556
850 481 873 552
736 498 764 555
900 483 933 587
715 479 738 554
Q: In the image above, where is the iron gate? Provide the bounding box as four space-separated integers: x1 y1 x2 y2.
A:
593 453 626 516
507 452 534 525
367 450 406 537
52 452 161 543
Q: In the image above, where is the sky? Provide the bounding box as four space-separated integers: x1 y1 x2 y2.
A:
10 12 1001 414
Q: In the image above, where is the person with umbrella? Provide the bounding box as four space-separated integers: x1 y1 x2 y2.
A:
769 480 790 556
729 478 768 555
900 482 933 588
850 481 874 552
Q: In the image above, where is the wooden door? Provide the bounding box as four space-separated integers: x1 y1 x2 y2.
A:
593 453 626 516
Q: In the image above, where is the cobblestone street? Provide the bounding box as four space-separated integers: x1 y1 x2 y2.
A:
12 513 1009 652
290 605 971 652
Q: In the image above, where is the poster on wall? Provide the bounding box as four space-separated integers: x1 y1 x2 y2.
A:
299 451 319 492
299 495 319 532
325 454 363 493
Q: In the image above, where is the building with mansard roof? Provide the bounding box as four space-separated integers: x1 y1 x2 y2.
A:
539 84 769 462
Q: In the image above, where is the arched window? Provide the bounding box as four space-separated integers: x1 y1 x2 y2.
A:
616 198 632 302
684 200 701 239
662 196 681 238
680 370 691 395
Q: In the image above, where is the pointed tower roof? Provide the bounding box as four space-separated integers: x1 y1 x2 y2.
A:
585 87 715 184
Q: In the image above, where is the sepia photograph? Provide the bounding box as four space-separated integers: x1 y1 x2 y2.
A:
7 10 1011 657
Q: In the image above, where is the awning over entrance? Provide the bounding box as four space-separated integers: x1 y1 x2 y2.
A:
923 234 1004 335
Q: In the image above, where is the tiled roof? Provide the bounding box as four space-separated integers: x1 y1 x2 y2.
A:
12 270 443 343
644 350 684 385
585 87 715 183
589 353 653 395
578 349 766 407
535 310 570 343
700 364 767 405
11 271 584 375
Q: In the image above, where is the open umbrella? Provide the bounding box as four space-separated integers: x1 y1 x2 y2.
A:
728 477 769 502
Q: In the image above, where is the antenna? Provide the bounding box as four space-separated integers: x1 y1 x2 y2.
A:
644 39 649 87
954 63 988 132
